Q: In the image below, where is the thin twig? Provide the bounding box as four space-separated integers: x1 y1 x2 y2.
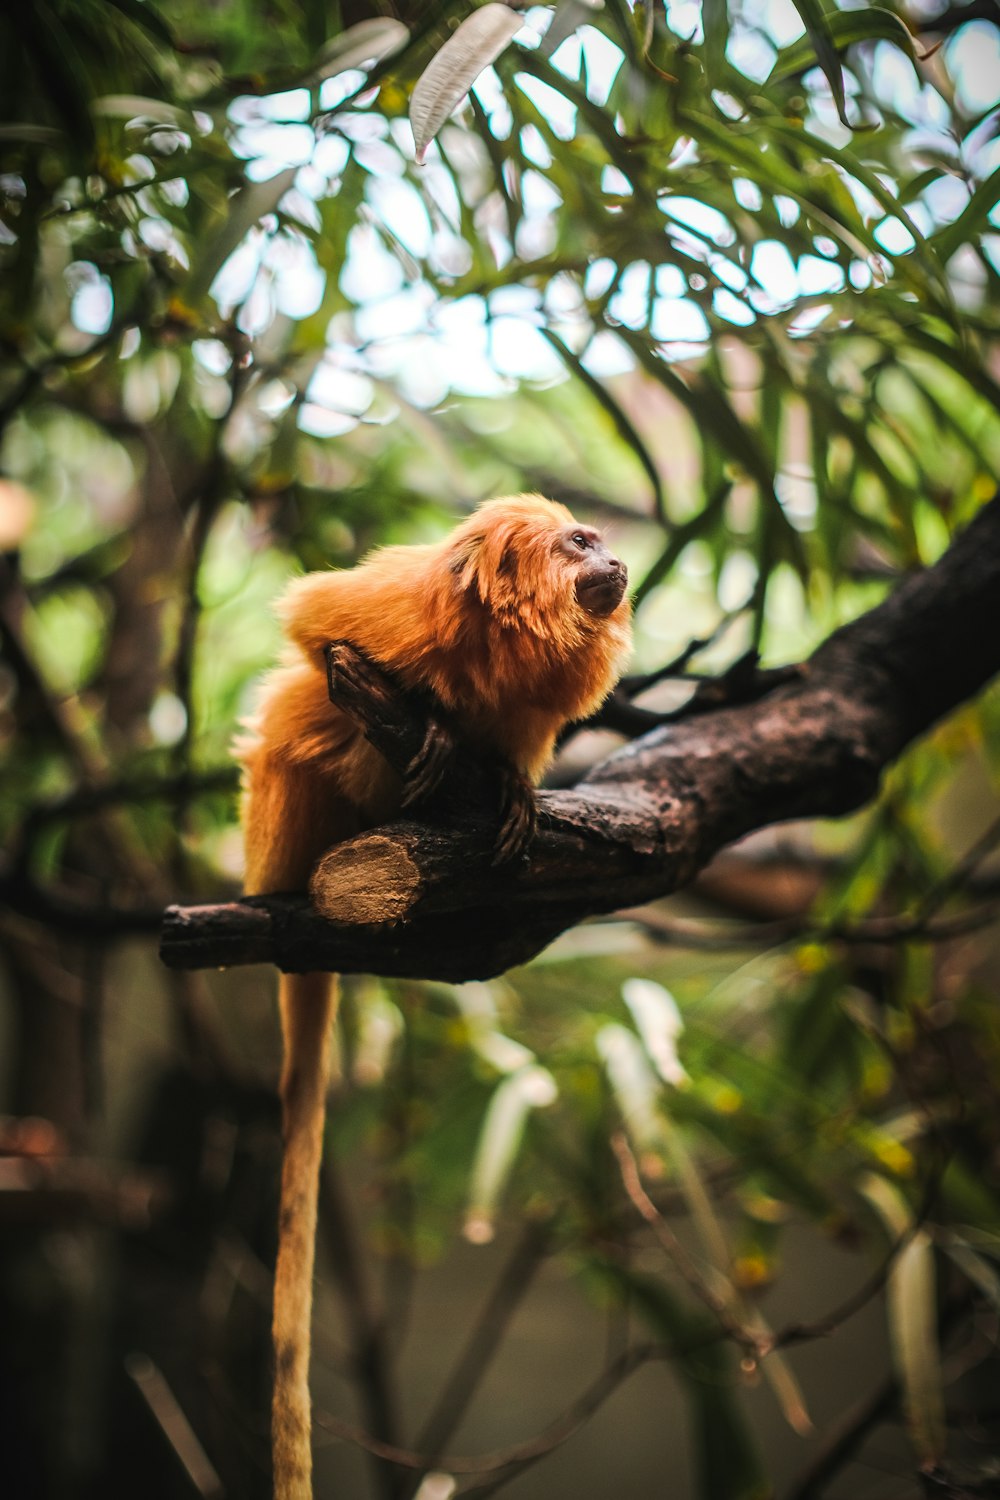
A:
615 901 1000 953
403 1221 552 1498
313 1340 671 1478
610 1131 763 1356
915 812 1000 921
125 1354 225 1499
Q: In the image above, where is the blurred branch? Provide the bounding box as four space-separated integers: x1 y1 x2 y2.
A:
2 769 237 941
16 766 237 837
784 1292 974 1500
162 492 1000 979
0 1150 166 1228
0 300 148 438
319 1155 401 1499
314 1340 673 1480
125 1355 225 1500
614 900 1000 952
0 875 165 936
785 1374 897 1500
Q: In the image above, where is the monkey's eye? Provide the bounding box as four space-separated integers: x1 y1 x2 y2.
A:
571 532 590 550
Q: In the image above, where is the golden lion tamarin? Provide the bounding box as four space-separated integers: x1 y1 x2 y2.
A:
237 494 631 1500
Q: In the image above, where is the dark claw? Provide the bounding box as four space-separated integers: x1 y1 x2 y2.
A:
493 768 537 866
401 720 456 809
324 640 366 705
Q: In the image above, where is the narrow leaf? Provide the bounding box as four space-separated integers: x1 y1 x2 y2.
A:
861 1175 946 1469
934 165 1000 264
596 1024 665 1154
622 978 687 1087
188 166 299 306
410 3 522 164
464 1065 557 1243
942 1234 1000 1316
789 0 849 126
891 1234 947 1467
769 7 920 84
541 327 666 523
702 0 730 82
102 0 175 47
92 95 186 124
306 18 409 83
540 0 604 60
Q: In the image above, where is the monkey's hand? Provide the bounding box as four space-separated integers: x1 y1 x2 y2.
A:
402 725 535 865
400 719 458 810
494 766 537 866
324 640 536 864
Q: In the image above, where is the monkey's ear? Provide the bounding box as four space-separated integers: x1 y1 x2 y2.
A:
448 531 489 596
449 534 477 579
447 523 517 605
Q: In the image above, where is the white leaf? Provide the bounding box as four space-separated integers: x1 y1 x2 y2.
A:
463 1064 557 1244
891 1233 947 1466
861 1174 947 1467
308 19 409 83
410 3 522 164
596 1023 663 1153
622 977 687 1087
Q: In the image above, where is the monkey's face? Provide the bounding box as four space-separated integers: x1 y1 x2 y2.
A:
559 526 629 617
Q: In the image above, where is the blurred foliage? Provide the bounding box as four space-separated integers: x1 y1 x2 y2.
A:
2 1 1000 1497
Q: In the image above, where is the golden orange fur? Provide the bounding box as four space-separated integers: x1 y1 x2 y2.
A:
237 494 631 1500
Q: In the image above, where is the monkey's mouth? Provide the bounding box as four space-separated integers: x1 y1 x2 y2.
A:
577 568 628 615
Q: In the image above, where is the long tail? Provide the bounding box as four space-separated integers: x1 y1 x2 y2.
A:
272 970 338 1500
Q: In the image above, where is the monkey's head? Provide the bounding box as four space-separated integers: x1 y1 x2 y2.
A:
447 494 629 637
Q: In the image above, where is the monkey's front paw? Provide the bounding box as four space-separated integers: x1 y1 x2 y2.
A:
324 640 374 704
400 720 456 809
493 769 537 866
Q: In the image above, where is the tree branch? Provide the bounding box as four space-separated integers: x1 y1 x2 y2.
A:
160 493 1000 981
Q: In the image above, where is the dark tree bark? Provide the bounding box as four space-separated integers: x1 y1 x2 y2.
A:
160 493 1000 982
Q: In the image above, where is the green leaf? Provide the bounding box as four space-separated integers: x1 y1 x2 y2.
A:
541 327 666 523
618 331 779 507
679 108 877 265
934 166 1000 264
19 1 95 149
769 7 920 86
101 0 174 48
702 0 730 83
186 166 299 306
765 117 950 308
788 0 849 127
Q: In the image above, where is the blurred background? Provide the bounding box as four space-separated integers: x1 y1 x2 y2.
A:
2 1 1000 1496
